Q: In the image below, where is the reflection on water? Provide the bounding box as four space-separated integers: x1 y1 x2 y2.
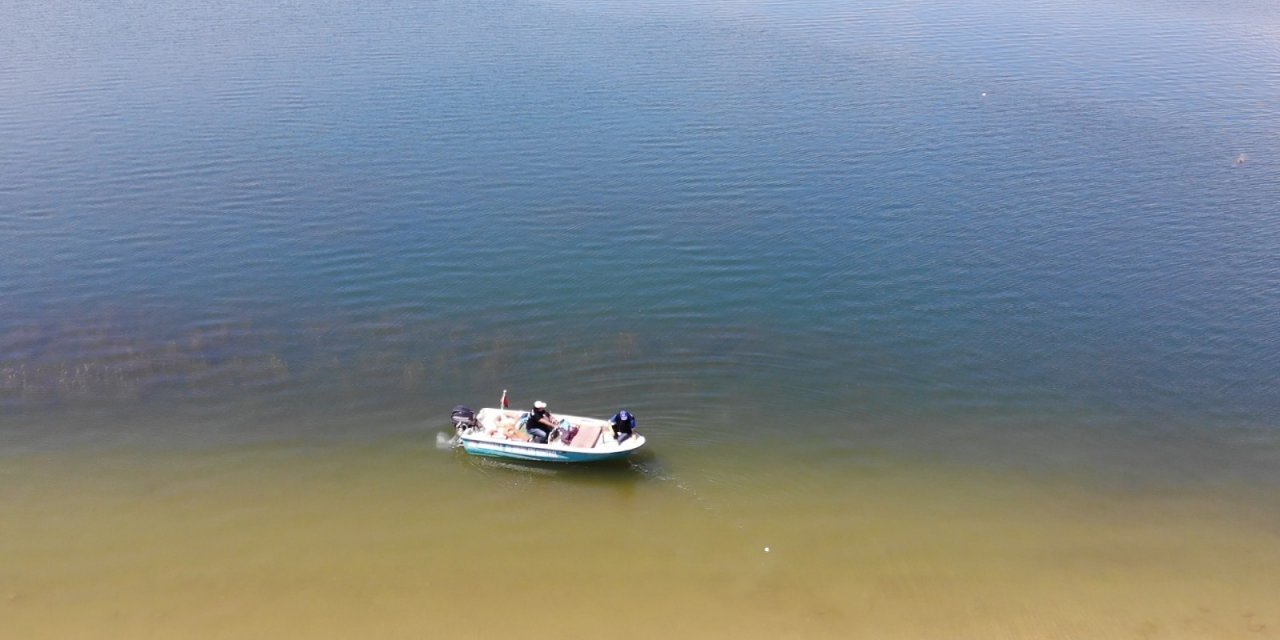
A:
459 450 661 482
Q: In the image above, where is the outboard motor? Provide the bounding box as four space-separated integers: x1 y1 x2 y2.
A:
450 405 478 433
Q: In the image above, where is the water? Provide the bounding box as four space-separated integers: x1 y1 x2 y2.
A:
3 0 1279 637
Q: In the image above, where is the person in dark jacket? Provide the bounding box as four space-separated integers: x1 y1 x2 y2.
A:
609 409 636 443
525 400 557 443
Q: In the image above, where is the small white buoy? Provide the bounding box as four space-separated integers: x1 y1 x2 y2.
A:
981 92 987 97
764 546 771 553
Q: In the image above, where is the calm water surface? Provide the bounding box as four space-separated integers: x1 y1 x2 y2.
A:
3 0 1279 637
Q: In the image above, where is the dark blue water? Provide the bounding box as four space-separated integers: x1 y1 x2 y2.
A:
2 0 1278 468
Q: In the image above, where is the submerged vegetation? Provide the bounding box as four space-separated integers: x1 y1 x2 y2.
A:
0 310 761 410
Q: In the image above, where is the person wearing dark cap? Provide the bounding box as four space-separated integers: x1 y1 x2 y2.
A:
609 409 637 443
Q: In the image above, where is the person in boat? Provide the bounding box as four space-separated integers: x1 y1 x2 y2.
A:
609 409 636 443
525 400 558 444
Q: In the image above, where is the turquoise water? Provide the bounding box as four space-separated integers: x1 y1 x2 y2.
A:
3 0 1280 636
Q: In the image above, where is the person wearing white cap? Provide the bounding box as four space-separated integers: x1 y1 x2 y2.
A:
526 400 557 443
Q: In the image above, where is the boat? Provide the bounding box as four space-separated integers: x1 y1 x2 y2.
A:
450 405 645 463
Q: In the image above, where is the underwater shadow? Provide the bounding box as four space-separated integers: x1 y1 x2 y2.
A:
451 446 664 484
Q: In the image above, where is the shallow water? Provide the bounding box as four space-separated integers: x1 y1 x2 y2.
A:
3 0 1280 637
5 442 1279 639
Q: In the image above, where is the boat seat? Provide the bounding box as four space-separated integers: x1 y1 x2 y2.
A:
567 424 602 449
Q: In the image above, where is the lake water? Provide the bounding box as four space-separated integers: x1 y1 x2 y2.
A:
3 0 1279 637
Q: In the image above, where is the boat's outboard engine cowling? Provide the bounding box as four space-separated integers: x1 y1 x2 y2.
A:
451 405 478 432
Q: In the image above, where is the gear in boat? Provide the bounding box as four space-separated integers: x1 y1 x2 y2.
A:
449 394 646 463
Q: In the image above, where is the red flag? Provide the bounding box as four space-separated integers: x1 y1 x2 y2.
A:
501 389 509 409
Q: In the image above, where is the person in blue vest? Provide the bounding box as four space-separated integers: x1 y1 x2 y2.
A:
609 409 637 443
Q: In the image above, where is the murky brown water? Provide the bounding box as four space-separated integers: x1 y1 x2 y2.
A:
5 440 1277 639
